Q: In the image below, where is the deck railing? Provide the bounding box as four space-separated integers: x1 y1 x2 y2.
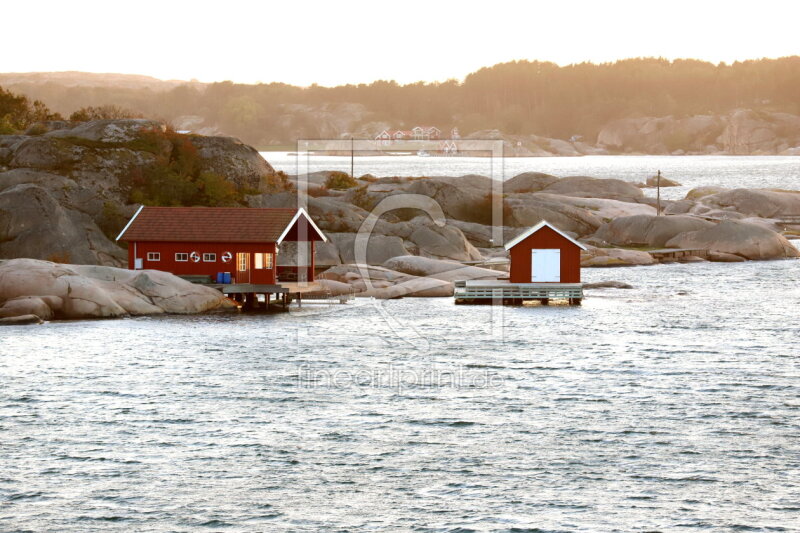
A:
454 281 583 300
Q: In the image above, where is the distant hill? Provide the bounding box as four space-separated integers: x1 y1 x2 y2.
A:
2 57 800 153
0 71 196 90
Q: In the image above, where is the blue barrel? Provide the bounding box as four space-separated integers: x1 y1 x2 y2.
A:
223 272 232 284
216 272 224 284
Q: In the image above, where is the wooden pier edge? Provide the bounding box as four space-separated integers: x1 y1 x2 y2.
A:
454 280 584 306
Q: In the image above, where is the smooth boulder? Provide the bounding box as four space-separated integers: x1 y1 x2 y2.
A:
700 188 800 218
382 255 501 282
504 194 603 236
0 259 233 320
541 176 645 202
664 220 800 260
187 135 277 192
0 183 127 266
646 174 681 187
0 314 43 326
581 246 655 267
47 118 166 143
327 232 409 265
0 296 56 320
594 215 714 247
405 219 483 261
504 172 559 193
686 186 728 200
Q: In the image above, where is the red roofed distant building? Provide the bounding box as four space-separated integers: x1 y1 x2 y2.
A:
116 206 326 284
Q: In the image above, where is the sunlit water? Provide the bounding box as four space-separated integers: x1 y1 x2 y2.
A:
2 258 799 531
2 156 800 530
265 152 800 200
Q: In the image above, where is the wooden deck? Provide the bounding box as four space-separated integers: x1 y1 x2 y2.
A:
281 282 355 306
454 280 583 305
697 214 800 227
209 282 355 310
647 248 708 260
207 283 288 295
777 215 800 226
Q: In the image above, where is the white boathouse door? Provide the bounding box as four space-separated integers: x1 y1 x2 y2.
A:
532 249 561 282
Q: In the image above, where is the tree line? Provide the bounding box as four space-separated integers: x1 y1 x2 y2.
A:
4 57 800 146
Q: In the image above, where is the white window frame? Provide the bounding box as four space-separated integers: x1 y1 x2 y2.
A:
254 253 273 270
203 253 216 262
175 253 189 262
147 252 160 261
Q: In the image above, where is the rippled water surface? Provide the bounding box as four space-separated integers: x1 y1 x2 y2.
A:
2 259 799 531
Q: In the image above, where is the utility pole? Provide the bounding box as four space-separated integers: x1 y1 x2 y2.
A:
350 136 355 178
656 169 662 216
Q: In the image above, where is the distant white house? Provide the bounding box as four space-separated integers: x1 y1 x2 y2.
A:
440 139 458 154
412 126 441 140
375 129 414 145
376 125 453 144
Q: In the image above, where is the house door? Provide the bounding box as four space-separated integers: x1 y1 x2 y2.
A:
532 249 561 282
236 253 250 284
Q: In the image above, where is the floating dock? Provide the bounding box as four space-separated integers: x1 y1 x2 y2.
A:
454 280 583 306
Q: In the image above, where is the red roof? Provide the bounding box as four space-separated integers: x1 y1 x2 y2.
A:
117 206 325 243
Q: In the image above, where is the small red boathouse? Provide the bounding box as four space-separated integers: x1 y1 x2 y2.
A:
454 220 586 306
116 206 327 284
504 220 587 283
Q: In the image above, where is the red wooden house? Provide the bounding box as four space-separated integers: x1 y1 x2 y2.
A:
504 220 586 283
116 206 327 284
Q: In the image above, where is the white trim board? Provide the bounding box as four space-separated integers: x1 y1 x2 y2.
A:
276 207 328 245
115 205 144 241
504 220 587 251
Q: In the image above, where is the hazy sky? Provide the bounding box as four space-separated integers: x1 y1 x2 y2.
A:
6 0 798 86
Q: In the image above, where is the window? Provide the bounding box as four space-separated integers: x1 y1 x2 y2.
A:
238 254 248 272
147 252 160 261
175 253 189 262
254 253 273 269
203 253 216 262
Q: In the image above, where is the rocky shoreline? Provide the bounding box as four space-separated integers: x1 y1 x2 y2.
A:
1 119 799 323
277 108 800 157
0 258 235 325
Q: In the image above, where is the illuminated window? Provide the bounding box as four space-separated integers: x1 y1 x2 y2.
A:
175 253 189 262
147 252 160 261
203 253 216 262
254 253 273 269
238 254 248 272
